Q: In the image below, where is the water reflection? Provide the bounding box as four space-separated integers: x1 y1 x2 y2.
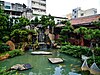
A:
53 65 63 75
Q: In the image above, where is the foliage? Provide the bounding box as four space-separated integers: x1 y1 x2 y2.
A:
0 66 25 75
88 56 100 67
60 45 100 66
0 43 10 53
31 17 40 26
40 14 55 28
8 49 24 57
2 36 9 43
0 9 9 39
61 45 91 58
13 17 30 30
74 27 87 35
11 29 29 42
60 21 74 42
84 29 100 40
92 18 100 29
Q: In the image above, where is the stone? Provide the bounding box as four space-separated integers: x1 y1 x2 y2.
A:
31 51 52 55
10 64 32 71
6 40 15 50
48 58 63 64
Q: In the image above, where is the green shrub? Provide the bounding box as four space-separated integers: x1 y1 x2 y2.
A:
8 49 24 57
61 45 100 65
87 56 100 67
94 47 100 56
2 36 9 43
0 43 10 53
61 45 91 58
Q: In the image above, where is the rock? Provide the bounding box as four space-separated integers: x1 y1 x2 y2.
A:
6 40 15 50
11 64 32 71
23 64 32 69
48 58 63 64
0 54 10 61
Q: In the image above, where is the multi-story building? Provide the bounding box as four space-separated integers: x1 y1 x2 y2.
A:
0 1 24 18
72 7 97 19
0 0 33 19
66 13 72 19
28 0 46 15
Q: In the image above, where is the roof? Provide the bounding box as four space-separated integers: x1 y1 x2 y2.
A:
71 14 100 25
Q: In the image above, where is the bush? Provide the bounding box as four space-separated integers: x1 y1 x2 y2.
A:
94 47 100 56
0 43 10 53
2 36 9 43
61 45 92 58
8 49 24 57
60 45 100 65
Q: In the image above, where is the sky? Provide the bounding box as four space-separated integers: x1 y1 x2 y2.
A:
2 0 100 17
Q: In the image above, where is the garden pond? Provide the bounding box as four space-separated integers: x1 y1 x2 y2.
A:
0 50 89 75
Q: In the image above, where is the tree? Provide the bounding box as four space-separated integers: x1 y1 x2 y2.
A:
74 27 88 46
92 18 100 29
0 7 9 39
13 17 30 30
60 21 74 43
31 17 39 26
40 14 55 28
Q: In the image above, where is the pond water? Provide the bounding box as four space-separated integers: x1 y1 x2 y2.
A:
0 50 86 75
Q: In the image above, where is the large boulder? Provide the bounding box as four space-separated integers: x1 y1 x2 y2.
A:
6 40 15 50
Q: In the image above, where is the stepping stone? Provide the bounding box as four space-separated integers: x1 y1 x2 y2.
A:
31 51 52 55
48 58 63 64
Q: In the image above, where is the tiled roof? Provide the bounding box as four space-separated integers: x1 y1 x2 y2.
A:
71 14 100 25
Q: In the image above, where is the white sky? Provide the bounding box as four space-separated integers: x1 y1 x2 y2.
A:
3 0 100 17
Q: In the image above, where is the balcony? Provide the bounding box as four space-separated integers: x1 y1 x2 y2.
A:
32 0 46 4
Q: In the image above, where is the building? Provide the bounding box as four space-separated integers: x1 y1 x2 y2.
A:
28 0 46 15
0 1 24 18
66 13 72 19
0 0 33 20
71 14 100 28
54 16 68 24
72 7 97 19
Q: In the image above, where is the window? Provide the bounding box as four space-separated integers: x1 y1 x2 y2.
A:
94 10 97 14
81 13 84 16
74 11 76 13
5 6 10 9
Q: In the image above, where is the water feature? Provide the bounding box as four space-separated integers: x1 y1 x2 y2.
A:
0 50 84 75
